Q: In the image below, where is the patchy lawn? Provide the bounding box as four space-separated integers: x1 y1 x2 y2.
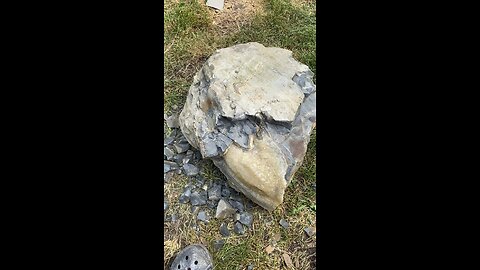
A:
164 0 316 268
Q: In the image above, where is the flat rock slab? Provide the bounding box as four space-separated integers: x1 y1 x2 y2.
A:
233 221 245 235
179 42 316 211
219 223 230 237
206 0 224 10
215 199 236 219
197 211 209 222
304 226 316 237
279 219 290 229
238 212 253 228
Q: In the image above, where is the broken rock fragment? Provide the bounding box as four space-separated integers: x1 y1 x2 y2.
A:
179 42 316 211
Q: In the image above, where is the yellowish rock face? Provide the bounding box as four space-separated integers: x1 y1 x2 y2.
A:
223 135 287 211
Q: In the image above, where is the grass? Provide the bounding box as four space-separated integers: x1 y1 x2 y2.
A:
164 0 316 268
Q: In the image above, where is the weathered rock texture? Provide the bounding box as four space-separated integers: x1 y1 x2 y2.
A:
179 42 316 211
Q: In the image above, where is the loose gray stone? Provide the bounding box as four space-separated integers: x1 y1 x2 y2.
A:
206 0 224 10
219 223 230 237
164 172 174 183
163 161 177 173
183 163 199 176
164 201 169 211
229 193 243 202
229 199 244 212
178 187 192 204
164 147 175 160
238 212 253 228
178 42 316 211
164 136 175 146
182 157 190 164
247 265 254 270
221 185 231 197
208 184 222 201
191 205 199 213
166 113 180 128
190 191 207 206
213 239 225 251
173 153 185 165
174 142 190 154
215 199 236 219
206 200 217 209
233 222 245 235
304 226 315 237
197 211 208 222
279 219 289 229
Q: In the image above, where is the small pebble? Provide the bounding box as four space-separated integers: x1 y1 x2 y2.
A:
190 191 207 206
219 223 230 237
213 239 225 251
304 226 316 237
164 172 173 183
164 161 177 173
174 142 190 154
208 184 222 201
247 265 254 270
178 187 192 204
238 212 253 228
164 147 175 160
279 219 289 229
183 163 199 176
229 199 244 212
164 136 174 146
164 201 169 211
233 221 245 235
166 114 180 128
206 200 217 209
173 153 185 164
221 185 231 197
197 211 208 222
265 245 274 254
273 233 281 242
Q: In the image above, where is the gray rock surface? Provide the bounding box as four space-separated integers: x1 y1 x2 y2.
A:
233 221 245 235
279 219 290 229
183 163 199 176
164 161 178 173
238 212 253 228
190 190 207 206
229 199 244 212
208 184 222 201
304 226 315 237
197 211 208 222
219 223 230 237
179 42 316 211
174 142 190 154
213 239 225 251
215 199 236 219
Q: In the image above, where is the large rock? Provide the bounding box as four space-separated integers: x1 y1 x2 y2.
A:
179 42 316 211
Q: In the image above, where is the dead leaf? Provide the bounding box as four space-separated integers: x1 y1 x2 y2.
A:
283 253 294 269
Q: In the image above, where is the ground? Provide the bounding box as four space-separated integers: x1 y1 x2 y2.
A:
164 0 316 269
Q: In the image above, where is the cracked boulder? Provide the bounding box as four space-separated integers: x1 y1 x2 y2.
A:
179 42 316 211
